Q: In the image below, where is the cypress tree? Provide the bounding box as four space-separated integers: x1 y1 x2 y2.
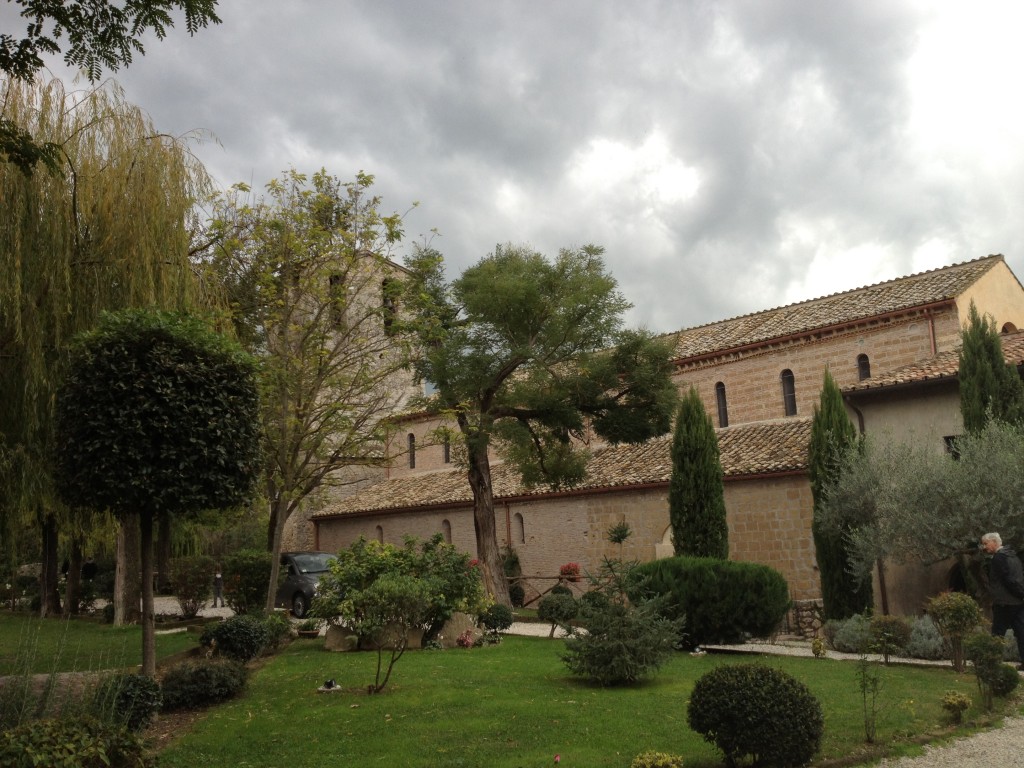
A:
810 369 870 620
959 301 1024 434
668 387 729 559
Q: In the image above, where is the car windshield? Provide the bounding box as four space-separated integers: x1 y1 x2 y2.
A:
291 553 334 574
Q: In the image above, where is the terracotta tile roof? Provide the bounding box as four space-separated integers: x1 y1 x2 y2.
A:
667 255 1002 361
313 418 811 519
844 330 1024 393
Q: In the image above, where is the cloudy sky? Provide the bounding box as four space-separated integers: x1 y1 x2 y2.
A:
12 1 1024 333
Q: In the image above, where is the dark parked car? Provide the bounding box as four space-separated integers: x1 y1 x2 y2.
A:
275 551 334 618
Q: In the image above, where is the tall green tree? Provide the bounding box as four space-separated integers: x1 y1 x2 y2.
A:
668 387 728 558
809 368 869 620
1 0 220 175
959 301 1024 434
203 169 415 613
54 309 262 676
402 244 678 605
0 76 213 616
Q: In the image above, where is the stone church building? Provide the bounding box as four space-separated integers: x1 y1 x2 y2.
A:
298 253 1024 615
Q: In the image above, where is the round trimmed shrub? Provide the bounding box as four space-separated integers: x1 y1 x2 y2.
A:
870 614 911 661
550 583 573 597
688 663 823 768
92 673 162 732
161 658 249 711
480 603 514 634
0 717 153 768
990 662 1020 698
538 592 578 637
200 615 270 662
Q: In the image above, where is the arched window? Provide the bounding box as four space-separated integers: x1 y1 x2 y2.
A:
442 519 452 544
513 512 525 544
714 381 729 428
408 433 416 469
443 434 451 464
857 354 871 381
328 273 346 328
1002 322 1018 333
375 525 384 543
781 369 797 416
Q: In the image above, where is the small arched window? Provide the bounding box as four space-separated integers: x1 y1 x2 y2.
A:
408 433 416 469
375 525 384 543
1002 322 1018 333
714 382 729 428
443 434 451 464
857 354 871 381
441 519 452 544
781 369 797 416
513 512 525 544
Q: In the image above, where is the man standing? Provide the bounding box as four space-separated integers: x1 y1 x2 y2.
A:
981 532 1024 667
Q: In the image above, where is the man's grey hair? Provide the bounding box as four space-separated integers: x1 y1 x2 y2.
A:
982 532 1003 546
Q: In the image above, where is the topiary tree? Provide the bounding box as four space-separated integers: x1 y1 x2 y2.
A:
927 591 983 673
538 593 578 638
810 368 870 621
668 387 728 558
688 663 823 768
54 309 262 676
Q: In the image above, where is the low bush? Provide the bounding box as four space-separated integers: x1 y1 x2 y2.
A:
160 658 248 711
940 690 972 724
508 582 525 607
965 631 1020 710
169 555 215 618
549 584 573 597
92 673 162 732
630 750 684 768
688 663 823 768
200 615 270 662
0 716 153 768
262 612 292 652
480 603 514 635
537 592 577 637
905 615 946 660
222 549 273 615
827 614 871 654
632 556 789 646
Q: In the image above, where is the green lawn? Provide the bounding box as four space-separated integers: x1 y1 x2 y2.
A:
156 636 1001 768
0 611 200 675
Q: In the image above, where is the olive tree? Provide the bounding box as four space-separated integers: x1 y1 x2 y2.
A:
54 309 262 675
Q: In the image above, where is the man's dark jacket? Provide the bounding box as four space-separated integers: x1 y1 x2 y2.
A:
989 546 1024 606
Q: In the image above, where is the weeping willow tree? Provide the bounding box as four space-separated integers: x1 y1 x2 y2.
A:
0 75 215 618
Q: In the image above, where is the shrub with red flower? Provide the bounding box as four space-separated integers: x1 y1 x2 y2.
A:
559 562 581 582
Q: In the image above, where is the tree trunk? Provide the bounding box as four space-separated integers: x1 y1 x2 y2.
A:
264 495 289 615
140 511 156 677
63 538 83 616
156 513 171 594
39 514 61 617
114 513 141 625
466 439 511 606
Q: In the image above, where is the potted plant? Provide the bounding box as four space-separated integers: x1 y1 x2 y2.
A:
296 617 322 638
